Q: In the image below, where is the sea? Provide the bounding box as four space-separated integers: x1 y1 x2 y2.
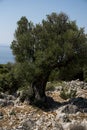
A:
0 45 14 64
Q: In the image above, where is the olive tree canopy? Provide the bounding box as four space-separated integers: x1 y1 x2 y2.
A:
11 12 87 105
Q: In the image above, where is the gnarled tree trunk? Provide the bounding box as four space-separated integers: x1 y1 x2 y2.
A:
30 72 50 106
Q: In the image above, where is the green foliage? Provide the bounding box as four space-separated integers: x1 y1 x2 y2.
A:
58 64 83 81
19 85 34 102
49 69 59 81
0 63 22 94
10 12 87 104
60 88 76 100
46 82 55 91
11 12 87 84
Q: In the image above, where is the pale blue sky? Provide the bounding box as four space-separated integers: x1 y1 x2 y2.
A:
0 0 87 45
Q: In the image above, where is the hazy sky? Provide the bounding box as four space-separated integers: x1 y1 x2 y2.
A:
0 0 87 45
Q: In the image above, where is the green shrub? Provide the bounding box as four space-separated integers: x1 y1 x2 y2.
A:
0 63 21 94
60 89 76 100
20 85 34 102
46 82 55 91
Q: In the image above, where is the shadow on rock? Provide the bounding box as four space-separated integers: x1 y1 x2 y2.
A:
68 97 87 113
30 96 62 112
34 96 87 113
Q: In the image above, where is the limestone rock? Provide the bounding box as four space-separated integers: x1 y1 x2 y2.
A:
62 104 79 114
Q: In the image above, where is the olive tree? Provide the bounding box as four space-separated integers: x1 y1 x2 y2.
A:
11 13 87 104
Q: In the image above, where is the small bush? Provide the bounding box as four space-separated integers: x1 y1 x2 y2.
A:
0 63 24 94
20 85 34 102
60 89 76 100
46 82 55 91
60 90 69 100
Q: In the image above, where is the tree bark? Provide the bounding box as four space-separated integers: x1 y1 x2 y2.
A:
31 72 50 105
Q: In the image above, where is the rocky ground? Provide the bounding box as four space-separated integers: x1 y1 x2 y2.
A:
0 80 87 130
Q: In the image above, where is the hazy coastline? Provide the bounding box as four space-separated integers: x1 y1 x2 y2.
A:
0 45 14 64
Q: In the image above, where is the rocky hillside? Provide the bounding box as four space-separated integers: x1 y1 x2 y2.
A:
0 80 87 130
